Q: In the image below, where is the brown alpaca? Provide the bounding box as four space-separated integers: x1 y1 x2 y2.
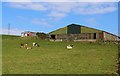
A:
26 46 32 50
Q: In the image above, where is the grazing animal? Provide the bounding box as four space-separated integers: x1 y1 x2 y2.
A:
37 44 39 47
67 45 73 49
33 42 39 47
20 43 28 48
26 46 32 50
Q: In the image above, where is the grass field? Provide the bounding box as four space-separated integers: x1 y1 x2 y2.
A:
2 35 118 74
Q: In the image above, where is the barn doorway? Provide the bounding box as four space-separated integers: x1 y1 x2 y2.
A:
51 35 55 39
93 33 96 39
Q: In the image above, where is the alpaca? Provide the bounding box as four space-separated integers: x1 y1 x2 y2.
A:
33 42 39 47
26 46 32 50
20 43 28 48
67 45 73 49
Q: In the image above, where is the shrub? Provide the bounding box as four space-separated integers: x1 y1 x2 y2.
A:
36 32 47 39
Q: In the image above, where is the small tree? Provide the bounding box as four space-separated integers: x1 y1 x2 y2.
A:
36 32 47 39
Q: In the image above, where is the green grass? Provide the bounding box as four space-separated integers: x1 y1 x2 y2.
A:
0 35 2 75
2 35 118 74
2 34 20 39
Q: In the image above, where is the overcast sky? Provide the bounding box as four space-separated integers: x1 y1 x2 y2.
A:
1 0 119 36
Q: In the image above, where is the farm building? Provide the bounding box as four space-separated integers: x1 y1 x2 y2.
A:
21 31 36 37
49 24 119 42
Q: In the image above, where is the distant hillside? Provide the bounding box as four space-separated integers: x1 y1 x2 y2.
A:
1 34 37 40
1 34 20 39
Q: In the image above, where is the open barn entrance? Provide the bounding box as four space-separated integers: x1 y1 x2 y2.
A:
51 35 55 39
93 33 96 39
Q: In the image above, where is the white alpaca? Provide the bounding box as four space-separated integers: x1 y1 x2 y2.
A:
67 45 73 49
33 42 39 47
33 42 36 46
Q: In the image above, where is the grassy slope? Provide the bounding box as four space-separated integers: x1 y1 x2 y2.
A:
2 35 118 74
2 35 20 39
0 35 2 75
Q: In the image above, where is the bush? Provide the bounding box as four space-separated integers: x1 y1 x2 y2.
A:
36 32 47 39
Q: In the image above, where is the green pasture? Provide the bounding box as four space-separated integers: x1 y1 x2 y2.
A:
2 35 118 74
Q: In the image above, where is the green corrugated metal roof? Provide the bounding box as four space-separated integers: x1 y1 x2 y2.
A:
49 27 67 34
49 24 102 34
81 26 102 33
